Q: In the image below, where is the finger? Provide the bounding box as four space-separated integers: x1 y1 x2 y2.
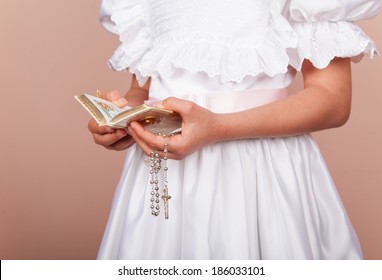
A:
92 129 128 146
88 119 116 135
129 122 161 143
106 135 136 151
128 125 156 156
129 123 183 159
129 132 179 160
128 122 175 156
161 97 196 116
105 90 129 108
151 150 181 160
129 122 175 155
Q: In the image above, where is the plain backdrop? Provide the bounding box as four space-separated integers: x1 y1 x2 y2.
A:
0 0 381 259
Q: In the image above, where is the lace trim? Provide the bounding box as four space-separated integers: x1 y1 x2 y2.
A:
107 0 151 84
288 21 379 70
108 5 297 86
106 2 378 85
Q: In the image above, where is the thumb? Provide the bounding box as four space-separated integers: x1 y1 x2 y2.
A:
160 97 194 114
105 90 129 108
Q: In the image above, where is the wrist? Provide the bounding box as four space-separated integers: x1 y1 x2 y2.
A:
208 113 231 144
210 112 254 143
125 88 149 107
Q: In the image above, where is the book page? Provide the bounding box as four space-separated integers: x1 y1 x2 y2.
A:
83 94 131 122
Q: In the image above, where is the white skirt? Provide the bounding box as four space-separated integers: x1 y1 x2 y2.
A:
97 87 362 260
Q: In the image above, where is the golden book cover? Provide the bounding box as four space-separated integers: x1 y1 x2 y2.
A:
75 94 182 135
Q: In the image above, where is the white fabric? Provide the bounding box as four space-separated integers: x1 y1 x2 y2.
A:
96 0 382 259
284 0 382 69
98 134 361 259
100 0 381 86
98 70 363 260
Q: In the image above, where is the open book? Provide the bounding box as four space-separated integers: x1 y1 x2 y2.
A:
75 94 182 135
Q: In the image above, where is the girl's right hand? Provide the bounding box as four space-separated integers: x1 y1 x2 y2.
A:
87 91 136 151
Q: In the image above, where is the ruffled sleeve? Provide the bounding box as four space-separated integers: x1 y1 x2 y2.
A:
100 0 382 84
100 0 151 85
284 0 382 70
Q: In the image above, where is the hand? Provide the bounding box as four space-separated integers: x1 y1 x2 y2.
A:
87 91 135 151
127 97 218 160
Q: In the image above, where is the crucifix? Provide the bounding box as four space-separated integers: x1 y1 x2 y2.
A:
162 188 172 219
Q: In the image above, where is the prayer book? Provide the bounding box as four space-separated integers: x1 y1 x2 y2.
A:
75 94 181 135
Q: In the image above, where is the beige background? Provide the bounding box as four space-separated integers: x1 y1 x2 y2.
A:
0 0 381 259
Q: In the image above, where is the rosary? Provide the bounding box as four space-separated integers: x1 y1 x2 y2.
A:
95 90 176 219
149 134 172 219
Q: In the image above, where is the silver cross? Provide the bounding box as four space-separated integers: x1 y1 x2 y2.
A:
162 188 172 219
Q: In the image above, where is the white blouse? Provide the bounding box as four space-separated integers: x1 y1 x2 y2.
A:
100 0 382 86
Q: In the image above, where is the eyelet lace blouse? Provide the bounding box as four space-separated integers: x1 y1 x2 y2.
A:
100 0 381 86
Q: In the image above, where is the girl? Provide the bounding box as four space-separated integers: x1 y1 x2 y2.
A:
89 0 382 259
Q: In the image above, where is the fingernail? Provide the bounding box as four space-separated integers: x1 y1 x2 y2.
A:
154 101 164 108
130 122 138 130
118 129 127 136
116 98 128 106
107 127 115 133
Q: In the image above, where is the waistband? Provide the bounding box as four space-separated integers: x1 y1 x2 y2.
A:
172 88 288 113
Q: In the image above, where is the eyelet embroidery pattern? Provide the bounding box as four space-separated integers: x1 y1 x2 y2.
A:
288 20 378 71
106 0 378 86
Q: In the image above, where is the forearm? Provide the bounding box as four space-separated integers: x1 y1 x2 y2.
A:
127 58 352 160
214 85 351 141
125 88 149 107
124 76 150 107
213 58 352 141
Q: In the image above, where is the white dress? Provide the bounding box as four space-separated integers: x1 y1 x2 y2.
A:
97 0 382 259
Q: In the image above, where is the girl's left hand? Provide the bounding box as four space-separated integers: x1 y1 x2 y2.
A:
127 97 219 160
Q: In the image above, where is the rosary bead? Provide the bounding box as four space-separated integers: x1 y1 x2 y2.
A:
148 136 171 219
